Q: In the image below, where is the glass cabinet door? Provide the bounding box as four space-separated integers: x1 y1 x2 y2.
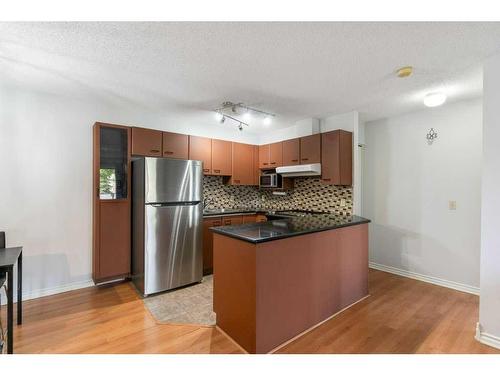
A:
99 126 128 200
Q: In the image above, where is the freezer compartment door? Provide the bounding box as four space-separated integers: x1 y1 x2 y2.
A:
144 157 202 204
144 203 203 294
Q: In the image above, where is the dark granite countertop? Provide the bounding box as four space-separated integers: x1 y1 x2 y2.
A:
210 214 370 243
203 208 264 217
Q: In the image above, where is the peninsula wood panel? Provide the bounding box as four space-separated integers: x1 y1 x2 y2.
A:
131 127 163 157
212 139 232 176
282 138 300 166
162 132 188 159
231 142 254 185
213 224 369 353
189 136 212 174
269 142 283 167
299 134 321 164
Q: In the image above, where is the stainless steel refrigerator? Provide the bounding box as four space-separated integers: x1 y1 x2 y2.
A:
132 157 203 296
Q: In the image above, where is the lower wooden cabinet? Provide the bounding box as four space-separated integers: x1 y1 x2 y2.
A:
203 217 223 275
256 214 267 222
242 214 258 224
203 214 259 274
97 201 131 281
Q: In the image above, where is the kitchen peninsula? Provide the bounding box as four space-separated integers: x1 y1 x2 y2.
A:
211 214 370 353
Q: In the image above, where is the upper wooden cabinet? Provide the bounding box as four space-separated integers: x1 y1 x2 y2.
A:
189 135 212 174
212 139 232 176
131 127 162 157
259 144 270 169
253 145 260 185
231 142 254 185
282 138 300 166
162 132 188 159
269 142 283 167
300 134 321 164
321 130 353 186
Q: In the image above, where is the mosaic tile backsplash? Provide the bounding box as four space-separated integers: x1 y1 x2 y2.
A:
203 176 353 216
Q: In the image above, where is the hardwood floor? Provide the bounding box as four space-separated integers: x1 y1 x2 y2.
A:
7 269 498 354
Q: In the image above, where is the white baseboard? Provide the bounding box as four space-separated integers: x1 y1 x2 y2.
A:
475 322 500 350
1 279 95 305
369 262 480 295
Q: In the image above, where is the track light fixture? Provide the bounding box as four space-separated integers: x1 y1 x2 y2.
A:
213 101 276 131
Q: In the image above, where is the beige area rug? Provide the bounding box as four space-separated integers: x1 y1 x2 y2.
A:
143 275 215 326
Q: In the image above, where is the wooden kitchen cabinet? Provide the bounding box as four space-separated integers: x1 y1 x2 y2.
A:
203 214 247 275
93 123 131 284
300 134 321 164
282 138 300 166
253 145 260 185
259 144 271 169
223 215 243 226
255 214 267 222
162 131 188 159
269 142 283 167
203 217 223 275
212 139 232 176
242 214 257 223
321 130 353 185
189 135 212 174
131 127 163 157
231 142 254 185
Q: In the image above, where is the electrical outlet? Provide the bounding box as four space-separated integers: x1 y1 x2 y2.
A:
449 201 457 210
340 199 346 207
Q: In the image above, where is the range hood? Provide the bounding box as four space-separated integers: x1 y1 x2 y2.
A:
275 163 321 177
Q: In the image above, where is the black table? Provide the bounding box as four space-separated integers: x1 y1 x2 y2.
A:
0 246 22 354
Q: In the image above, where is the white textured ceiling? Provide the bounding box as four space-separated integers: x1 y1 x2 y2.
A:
1 22 499 132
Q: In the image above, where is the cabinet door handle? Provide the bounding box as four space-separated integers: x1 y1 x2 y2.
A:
322 178 331 182
164 150 174 155
203 168 210 173
213 221 222 226
214 169 220 173
291 159 298 162
270 162 276 165
224 220 231 225
150 149 160 153
301 158 308 161
263 163 268 165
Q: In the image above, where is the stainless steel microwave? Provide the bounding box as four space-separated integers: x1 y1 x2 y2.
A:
259 173 283 188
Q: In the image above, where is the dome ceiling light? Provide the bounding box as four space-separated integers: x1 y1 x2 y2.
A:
213 101 275 131
424 92 447 107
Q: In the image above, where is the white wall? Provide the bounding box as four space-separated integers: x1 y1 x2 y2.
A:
258 118 320 145
363 98 482 292
0 84 258 302
477 53 500 348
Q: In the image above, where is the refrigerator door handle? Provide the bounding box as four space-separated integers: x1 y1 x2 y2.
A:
149 201 201 207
